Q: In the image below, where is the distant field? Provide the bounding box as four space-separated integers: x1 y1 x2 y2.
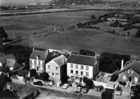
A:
0 10 140 56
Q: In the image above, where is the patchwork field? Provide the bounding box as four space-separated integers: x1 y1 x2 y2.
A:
0 10 140 56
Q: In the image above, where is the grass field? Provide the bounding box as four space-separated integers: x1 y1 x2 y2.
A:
0 10 140 56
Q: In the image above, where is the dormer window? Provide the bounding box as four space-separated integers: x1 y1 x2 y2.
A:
56 66 58 70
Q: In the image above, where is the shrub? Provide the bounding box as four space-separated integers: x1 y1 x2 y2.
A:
135 29 140 38
99 52 130 73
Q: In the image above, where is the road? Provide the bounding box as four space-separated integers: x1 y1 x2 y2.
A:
0 7 139 16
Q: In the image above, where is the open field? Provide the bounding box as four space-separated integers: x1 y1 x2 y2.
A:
0 10 140 56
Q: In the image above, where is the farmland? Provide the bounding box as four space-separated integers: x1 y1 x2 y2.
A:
0 10 140 56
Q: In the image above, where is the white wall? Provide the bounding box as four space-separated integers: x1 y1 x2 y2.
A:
30 58 44 72
67 63 94 79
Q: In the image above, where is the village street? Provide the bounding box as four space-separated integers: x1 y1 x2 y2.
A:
12 80 99 99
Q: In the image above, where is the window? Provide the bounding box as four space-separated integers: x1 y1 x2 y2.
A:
48 65 50 69
81 65 84 70
86 66 89 70
52 73 54 76
70 70 73 74
86 72 89 77
76 65 78 69
76 71 78 75
81 71 83 75
56 73 59 76
56 66 58 70
37 67 39 71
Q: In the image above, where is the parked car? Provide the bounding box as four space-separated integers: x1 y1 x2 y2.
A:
62 83 69 89
44 81 53 86
33 81 43 86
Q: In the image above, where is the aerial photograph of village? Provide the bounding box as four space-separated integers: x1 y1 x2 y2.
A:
0 0 140 99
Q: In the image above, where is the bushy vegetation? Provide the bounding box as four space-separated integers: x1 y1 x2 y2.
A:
99 52 130 73
0 73 18 98
80 49 95 56
135 29 140 38
52 0 105 6
0 27 8 40
131 85 140 99
37 72 49 81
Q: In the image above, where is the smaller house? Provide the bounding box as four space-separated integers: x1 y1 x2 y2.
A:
30 48 48 73
0 27 8 40
0 53 6 67
116 60 140 86
128 69 140 85
0 53 6 73
6 54 16 70
118 69 140 86
67 54 99 80
45 55 67 87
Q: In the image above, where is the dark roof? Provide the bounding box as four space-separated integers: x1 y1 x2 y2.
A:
132 61 140 75
53 55 67 66
30 49 46 60
0 67 9 73
6 54 15 59
67 54 96 66
113 61 140 76
0 53 6 64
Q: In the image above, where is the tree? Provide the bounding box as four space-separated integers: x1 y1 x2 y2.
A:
110 74 119 82
37 72 49 81
0 27 8 40
0 89 18 99
99 52 130 73
131 85 140 99
91 15 96 20
0 73 11 92
135 29 140 38
80 49 95 56
30 69 37 78
83 77 94 89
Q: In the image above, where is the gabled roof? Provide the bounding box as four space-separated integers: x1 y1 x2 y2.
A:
112 61 140 76
30 49 46 60
6 54 16 60
67 54 97 66
52 55 67 66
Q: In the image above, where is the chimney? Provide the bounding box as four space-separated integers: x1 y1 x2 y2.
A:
33 48 35 52
121 59 124 70
36 56 39 66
